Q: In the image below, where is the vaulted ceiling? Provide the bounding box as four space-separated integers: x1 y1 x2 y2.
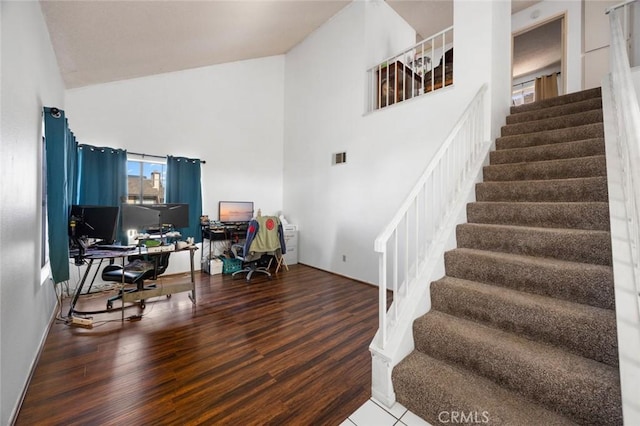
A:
40 0 543 89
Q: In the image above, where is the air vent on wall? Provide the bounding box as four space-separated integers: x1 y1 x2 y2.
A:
333 152 347 165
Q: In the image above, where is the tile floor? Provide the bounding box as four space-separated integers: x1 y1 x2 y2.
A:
341 398 432 426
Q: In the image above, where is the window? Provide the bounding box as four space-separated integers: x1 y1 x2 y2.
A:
126 155 166 204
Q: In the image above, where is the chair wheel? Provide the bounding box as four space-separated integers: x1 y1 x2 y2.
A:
107 301 113 310
140 301 146 309
166 294 172 299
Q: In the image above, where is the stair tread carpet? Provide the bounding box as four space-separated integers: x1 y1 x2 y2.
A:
490 138 605 164
506 97 603 124
466 201 610 230
501 110 603 137
430 276 618 366
509 87 601 114
412 311 621 425
475 176 609 202
456 223 612 265
392 351 576 426
483 155 606 182
444 248 614 309
496 122 604 150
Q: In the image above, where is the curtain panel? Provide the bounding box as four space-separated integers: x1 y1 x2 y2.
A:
534 73 559 101
43 107 77 283
166 156 203 243
75 144 128 243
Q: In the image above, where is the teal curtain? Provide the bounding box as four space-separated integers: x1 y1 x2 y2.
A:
166 156 202 243
43 107 77 283
75 144 128 242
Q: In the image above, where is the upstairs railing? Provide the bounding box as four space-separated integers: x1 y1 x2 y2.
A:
367 26 453 112
606 0 640 313
372 84 488 349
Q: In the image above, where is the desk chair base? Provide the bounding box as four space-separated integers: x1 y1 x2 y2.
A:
232 266 272 282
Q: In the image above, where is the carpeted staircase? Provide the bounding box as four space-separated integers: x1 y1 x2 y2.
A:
392 87 623 425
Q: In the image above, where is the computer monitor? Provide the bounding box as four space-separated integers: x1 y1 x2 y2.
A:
68 205 120 244
121 203 190 231
219 201 253 223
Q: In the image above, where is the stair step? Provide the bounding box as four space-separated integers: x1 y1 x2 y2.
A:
490 138 605 165
412 311 622 425
483 155 606 182
510 87 602 114
444 248 615 309
393 351 576 426
467 201 610 230
431 276 618 366
475 176 608 202
506 97 602 124
456 223 612 265
496 123 604 150
501 110 603 137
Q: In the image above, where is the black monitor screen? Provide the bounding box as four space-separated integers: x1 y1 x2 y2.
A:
68 205 120 243
219 201 253 223
122 203 189 230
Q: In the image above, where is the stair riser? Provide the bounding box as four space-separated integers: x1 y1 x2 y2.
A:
430 278 619 366
496 123 604 150
507 98 603 124
490 138 605 165
456 224 612 266
444 249 615 310
475 177 609 203
501 110 603 137
413 313 621 425
467 202 610 231
483 156 606 182
510 87 602 114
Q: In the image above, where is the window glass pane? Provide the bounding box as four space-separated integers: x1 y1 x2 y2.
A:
126 158 166 204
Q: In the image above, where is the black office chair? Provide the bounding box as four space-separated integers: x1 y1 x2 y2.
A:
102 252 171 309
232 215 285 282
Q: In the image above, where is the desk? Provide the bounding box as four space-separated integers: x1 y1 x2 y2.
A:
201 223 248 270
68 245 198 321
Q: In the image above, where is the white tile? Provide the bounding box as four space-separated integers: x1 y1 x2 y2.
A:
349 400 398 426
400 410 432 426
339 418 356 426
371 398 408 419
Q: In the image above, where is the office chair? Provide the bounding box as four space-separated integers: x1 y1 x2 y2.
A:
102 252 171 309
232 215 286 282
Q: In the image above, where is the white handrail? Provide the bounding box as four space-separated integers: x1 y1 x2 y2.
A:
608 5 640 309
373 84 488 349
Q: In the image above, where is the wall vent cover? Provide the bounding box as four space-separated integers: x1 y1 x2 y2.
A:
333 152 347 165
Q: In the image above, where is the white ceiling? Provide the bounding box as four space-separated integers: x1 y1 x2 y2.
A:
40 0 544 89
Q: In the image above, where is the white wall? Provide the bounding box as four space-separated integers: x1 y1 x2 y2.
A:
512 0 583 93
283 0 509 284
0 2 65 424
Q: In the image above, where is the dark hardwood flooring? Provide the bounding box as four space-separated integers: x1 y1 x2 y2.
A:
15 264 386 426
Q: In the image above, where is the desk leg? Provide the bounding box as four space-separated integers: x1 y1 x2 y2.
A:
188 249 196 305
68 259 95 317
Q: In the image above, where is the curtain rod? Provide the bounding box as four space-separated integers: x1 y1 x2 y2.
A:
128 151 206 164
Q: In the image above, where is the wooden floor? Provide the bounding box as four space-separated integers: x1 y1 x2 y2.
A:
15 264 385 425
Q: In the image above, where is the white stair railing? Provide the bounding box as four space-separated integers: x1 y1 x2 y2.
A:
368 26 453 111
372 84 489 351
601 1 640 422
606 1 640 316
